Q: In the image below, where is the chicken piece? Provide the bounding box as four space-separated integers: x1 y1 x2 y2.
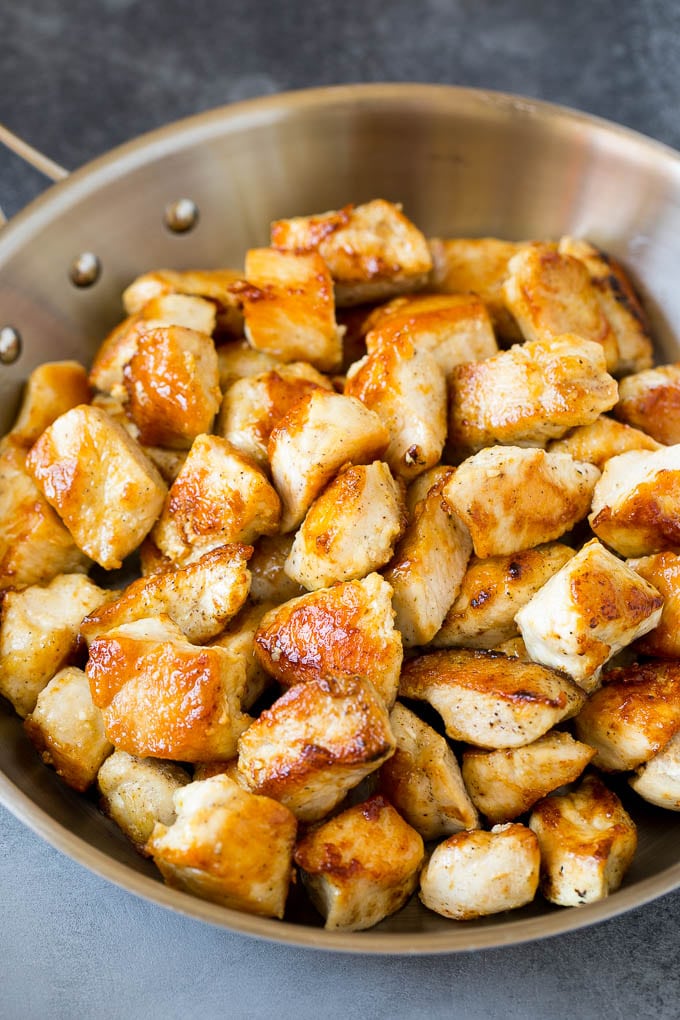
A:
529 775 637 906
427 237 529 340
0 440 90 590
122 268 244 335
629 731 680 810
400 648 585 749
121 325 221 449
294 794 424 931
24 667 112 792
573 660 680 771
419 822 540 920
80 544 252 646
152 434 280 566
268 388 389 532
91 391 190 484
629 552 680 657
461 731 596 824
247 534 304 604
503 245 619 371
443 447 600 559
137 292 217 335
237 676 395 822
378 702 478 839
97 750 191 853
254 573 402 709
515 539 663 691
384 478 472 647
146 774 297 918
363 292 498 381
405 464 453 516
559 236 654 375
285 461 406 590
434 543 574 650
217 362 332 468
216 339 281 392
26 405 167 570
589 445 680 557
449 335 618 453
9 361 91 447
548 415 661 469
0 573 110 717
614 363 680 445
271 199 432 306
210 601 274 710
345 335 447 482
87 616 250 762
239 248 343 372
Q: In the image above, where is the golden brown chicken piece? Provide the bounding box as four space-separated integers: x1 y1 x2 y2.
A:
9 361 91 447
210 600 275 711
628 552 680 657
27 404 167 570
247 534 305 605
237 676 395 821
448 335 618 453
405 464 453 516
461 731 596 824
399 648 585 749
216 339 281 392
547 415 661 469
294 794 424 931
254 573 402 708
629 731 680 810
433 543 574 650
122 268 244 335
87 616 251 762
271 199 432 306
614 362 680 445
146 774 297 918
529 775 637 906
285 461 406 590
442 447 600 559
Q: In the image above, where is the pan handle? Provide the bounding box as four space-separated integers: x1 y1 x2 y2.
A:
0 122 69 224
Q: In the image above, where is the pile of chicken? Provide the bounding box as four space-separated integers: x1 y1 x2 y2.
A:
3 198 680 931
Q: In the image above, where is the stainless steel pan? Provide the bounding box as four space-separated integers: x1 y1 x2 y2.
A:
1 83 680 953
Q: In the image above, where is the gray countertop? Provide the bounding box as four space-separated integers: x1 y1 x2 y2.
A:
2 2 680 1016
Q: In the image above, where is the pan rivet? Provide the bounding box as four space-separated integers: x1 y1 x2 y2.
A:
0 326 21 364
70 252 101 287
165 198 199 233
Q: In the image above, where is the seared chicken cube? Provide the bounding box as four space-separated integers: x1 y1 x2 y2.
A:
548 415 661 469
433 543 574 650
363 292 498 381
461 731 596 824
573 660 680 771
240 248 343 371
419 823 540 920
378 702 478 839
294 794 424 931
529 775 637 906
268 388 389 532
237 675 395 822
628 552 680 657
152 434 280 566
559 236 654 375
254 573 402 709
589 445 680 557
285 461 406 590
405 464 453 516
122 325 221 448
122 267 244 335
9 361 91 446
399 648 585 749
80 544 252 646
0 573 110 717
448 335 618 453
515 539 663 691
345 335 447 481
217 362 331 468
27 404 167 570
384 479 472 647
503 245 619 371
0 439 90 590
216 339 281 392
443 447 600 558
629 731 680 810
97 750 191 853
87 616 250 762
137 292 217 335
271 199 432 306
247 534 304 604
428 237 529 340
210 601 274 710
24 667 112 792
614 362 680 445
146 774 297 918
